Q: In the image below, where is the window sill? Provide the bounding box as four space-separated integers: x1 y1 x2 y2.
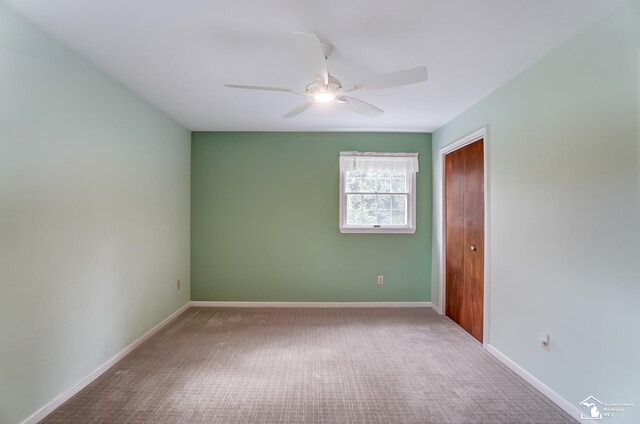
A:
339 227 416 234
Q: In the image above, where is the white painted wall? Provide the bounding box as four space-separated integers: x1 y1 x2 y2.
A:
0 4 191 423
432 2 640 422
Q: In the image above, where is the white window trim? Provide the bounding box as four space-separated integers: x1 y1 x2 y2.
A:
339 153 418 234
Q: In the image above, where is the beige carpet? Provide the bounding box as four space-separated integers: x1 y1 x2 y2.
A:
41 307 575 423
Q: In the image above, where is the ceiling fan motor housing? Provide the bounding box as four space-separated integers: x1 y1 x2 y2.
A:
306 75 342 95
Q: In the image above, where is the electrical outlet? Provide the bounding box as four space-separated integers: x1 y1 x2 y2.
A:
177 279 181 290
538 331 550 350
377 275 384 285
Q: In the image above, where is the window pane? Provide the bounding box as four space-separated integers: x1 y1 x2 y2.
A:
392 195 406 210
377 210 392 224
362 194 376 209
362 178 376 192
376 178 391 193
362 210 377 224
392 178 407 193
392 209 407 225
346 210 360 224
346 177 361 192
348 194 362 208
377 195 391 209
346 170 364 179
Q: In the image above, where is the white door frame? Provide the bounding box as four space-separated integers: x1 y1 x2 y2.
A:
437 127 490 347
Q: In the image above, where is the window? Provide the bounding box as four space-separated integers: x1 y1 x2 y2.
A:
339 152 419 233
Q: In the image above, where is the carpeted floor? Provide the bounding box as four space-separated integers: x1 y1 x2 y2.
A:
41 307 575 423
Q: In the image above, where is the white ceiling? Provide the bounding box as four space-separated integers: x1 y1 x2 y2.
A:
7 0 623 132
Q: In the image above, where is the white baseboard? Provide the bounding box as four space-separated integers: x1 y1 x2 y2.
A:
486 344 581 422
20 302 191 424
190 301 432 308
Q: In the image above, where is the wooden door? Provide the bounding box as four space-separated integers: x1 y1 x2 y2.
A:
445 139 484 342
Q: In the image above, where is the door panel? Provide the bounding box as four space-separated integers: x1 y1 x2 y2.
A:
445 139 484 342
445 150 464 328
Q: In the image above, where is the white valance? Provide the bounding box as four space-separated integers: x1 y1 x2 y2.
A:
339 152 419 174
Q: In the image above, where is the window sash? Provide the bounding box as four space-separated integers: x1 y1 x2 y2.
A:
340 172 416 232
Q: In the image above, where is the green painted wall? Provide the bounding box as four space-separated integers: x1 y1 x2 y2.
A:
432 2 639 422
191 132 432 302
0 4 191 423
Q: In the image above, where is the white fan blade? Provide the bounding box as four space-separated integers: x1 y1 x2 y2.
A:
283 100 315 118
345 66 428 92
224 84 296 93
293 32 329 85
340 96 383 117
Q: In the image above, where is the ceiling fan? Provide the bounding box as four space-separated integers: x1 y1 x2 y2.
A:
224 32 428 118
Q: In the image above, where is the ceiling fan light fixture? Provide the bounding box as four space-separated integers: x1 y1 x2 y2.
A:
224 33 428 118
314 92 336 103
